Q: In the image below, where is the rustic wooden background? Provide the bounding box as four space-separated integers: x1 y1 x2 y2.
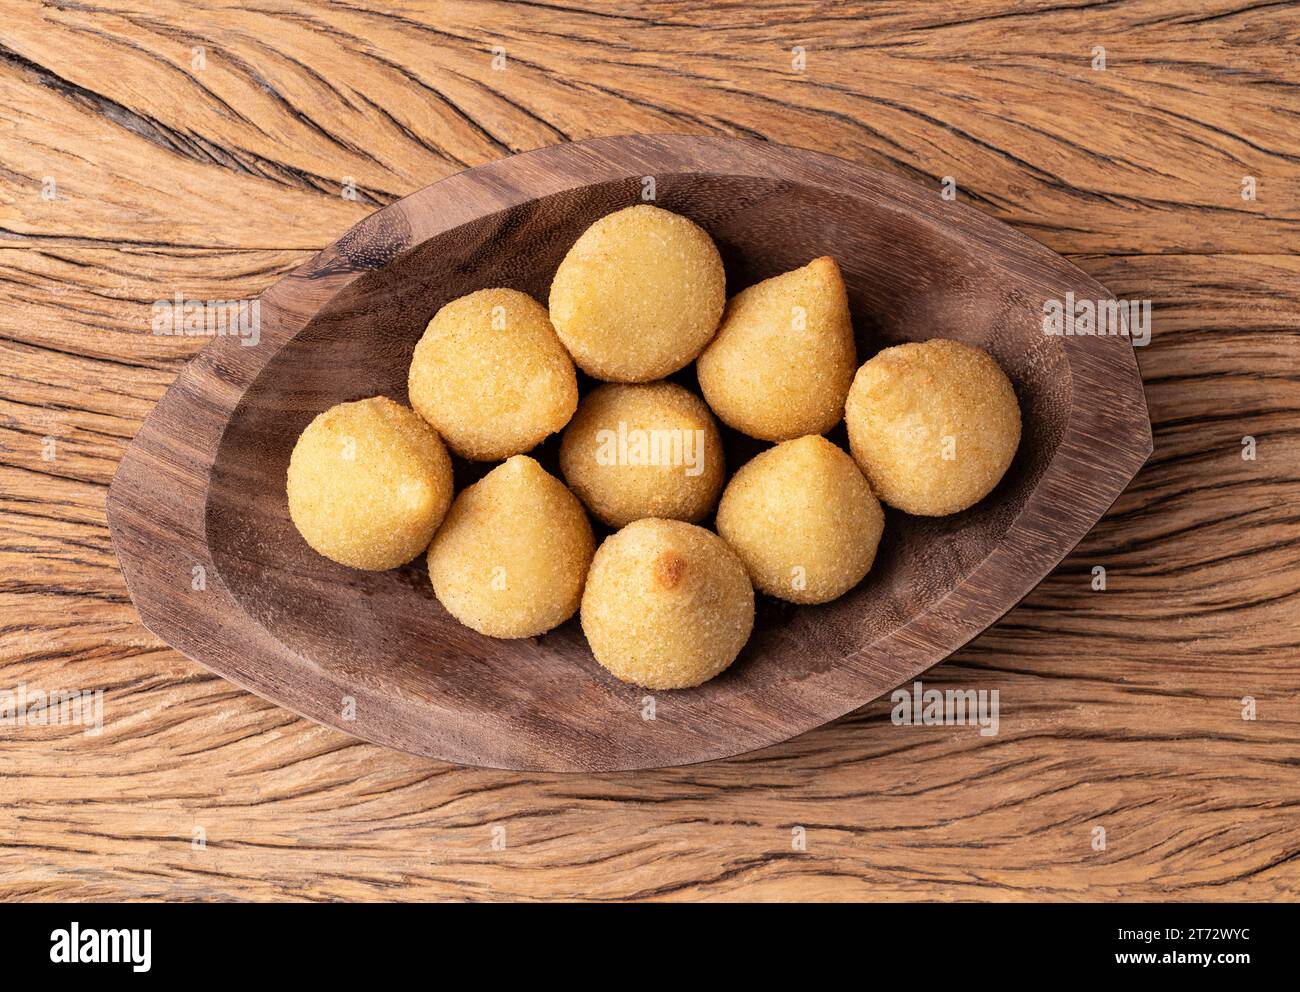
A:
2 0 1298 901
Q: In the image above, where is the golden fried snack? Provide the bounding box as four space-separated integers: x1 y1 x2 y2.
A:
697 256 855 440
427 456 595 639
845 339 1020 516
581 519 754 689
548 205 725 382
559 382 725 527
408 288 578 460
716 435 883 604
287 396 453 570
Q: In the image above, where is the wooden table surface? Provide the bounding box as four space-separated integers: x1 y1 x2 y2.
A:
2 0 1298 902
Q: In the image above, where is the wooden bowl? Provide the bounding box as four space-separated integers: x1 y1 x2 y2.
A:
106 134 1151 771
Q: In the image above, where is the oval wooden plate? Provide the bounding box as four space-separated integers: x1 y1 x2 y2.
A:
106 134 1151 772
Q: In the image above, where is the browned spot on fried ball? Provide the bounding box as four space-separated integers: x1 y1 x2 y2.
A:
653 550 686 590
581 519 754 689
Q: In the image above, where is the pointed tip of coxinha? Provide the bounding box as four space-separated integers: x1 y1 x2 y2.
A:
744 255 846 307
751 255 843 294
806 255 841 277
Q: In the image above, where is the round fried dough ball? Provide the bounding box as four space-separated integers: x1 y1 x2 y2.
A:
427 455 594 639
697 256 856 441
581 519 754 689
559 382 725 528
845 339 1020 516
408 288 578 460
287 396 453 570
548 205 725 382
716 435 883 604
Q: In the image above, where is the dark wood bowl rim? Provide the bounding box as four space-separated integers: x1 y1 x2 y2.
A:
106 134 1152 771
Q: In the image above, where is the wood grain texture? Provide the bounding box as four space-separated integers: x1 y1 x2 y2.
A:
2 0 1298 899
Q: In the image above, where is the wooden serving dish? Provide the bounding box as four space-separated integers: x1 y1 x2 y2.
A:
106 134 1151 772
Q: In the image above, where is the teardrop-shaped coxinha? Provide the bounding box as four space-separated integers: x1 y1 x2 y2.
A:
428 456 594 639
284 204 1021 688
698 256 857 441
